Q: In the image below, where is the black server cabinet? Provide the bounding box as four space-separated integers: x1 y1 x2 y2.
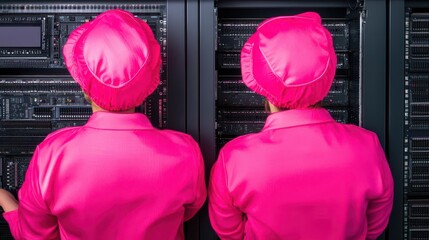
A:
389 1 429 239
0 1 189 239
198 0 387 239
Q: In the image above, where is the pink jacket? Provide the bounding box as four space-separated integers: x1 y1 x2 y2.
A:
209 109 393 240
3 111 206 239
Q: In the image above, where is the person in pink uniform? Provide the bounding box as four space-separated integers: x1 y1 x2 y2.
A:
0 9 206 239
209 12 393 240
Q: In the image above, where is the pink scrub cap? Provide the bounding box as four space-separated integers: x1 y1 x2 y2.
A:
63 9 161 111
241 12 337 109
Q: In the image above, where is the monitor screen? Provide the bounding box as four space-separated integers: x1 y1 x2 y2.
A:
0 26 41 47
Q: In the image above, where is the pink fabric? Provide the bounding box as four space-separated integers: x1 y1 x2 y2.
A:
241 12 337 109
4 112 206 239
63 10 161 111
209 109 393 240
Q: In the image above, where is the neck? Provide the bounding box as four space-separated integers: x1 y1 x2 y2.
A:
268 101 322 113
268 102 282 113
91 103 135 113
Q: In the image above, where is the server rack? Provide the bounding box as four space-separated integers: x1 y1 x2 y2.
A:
198 0 387 239
389 1 429 239
0 1 190 239
215 7 361 152
0 0 410 239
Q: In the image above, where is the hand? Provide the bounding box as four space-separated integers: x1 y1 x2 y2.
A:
0 189 18 212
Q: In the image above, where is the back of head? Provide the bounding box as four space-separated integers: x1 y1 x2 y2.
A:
241 12 337 109
63 9 161 111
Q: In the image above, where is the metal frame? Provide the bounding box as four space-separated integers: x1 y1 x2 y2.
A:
217 0 355 8
360 2 388 239
388 1 405 239
198 0 217 239
362 0 387 145
185 1 201 239
166 0 187 132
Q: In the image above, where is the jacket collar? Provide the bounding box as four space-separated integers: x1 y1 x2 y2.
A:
262 108 335 132
84 111 154 130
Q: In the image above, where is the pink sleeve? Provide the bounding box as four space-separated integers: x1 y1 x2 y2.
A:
208 151 245 240
2 209 19 239
184 140 207 221
366 135 394 240
4 147 60 240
